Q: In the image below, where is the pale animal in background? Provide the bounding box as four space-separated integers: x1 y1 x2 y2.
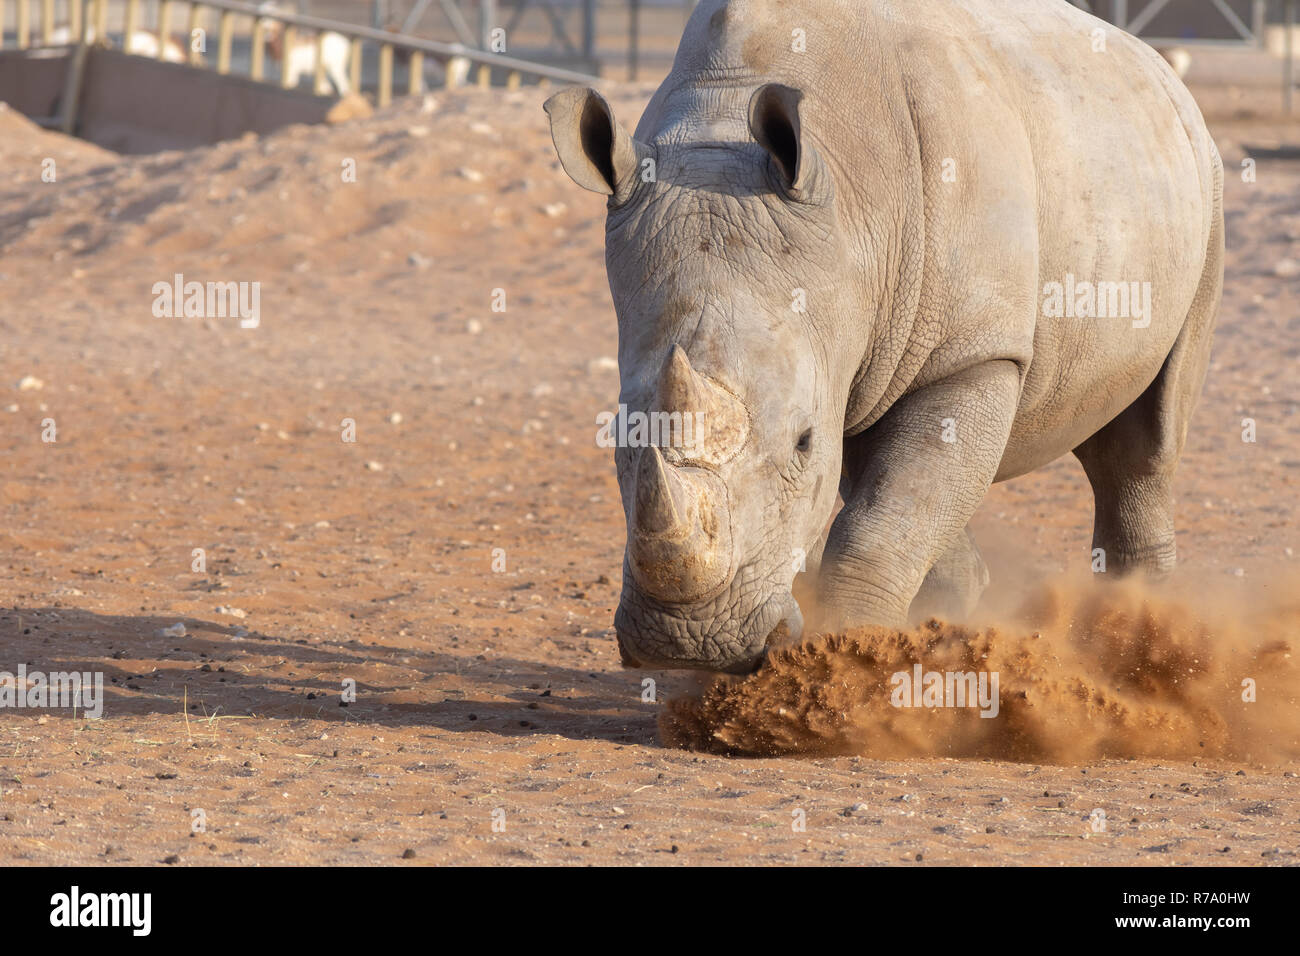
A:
262 22 352 96
257 6 352 96
45 25 190 63
1156 45 1192 79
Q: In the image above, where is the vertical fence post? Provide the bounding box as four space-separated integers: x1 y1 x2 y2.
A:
157 0 171 61
581 0 594 61
217 9 231 72
69 0 82 39
476 62 489 87
378 41 392 106
349 36 362 94
61 0 91 133
280 24 296 87
628 0 639 81
18 0 31 48
250 15 264 80
93 0 105 40
124 0 139 49
1287 0 1295 115
41 0 53 43
444 55 459 89
505 69 519 91
187 2 202 65
408 49 423 95
314 30 327 93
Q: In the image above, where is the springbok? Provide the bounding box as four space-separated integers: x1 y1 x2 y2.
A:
257 4 351 96
45 25 189 63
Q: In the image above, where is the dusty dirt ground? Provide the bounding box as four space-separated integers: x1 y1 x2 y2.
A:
1 52 1298 865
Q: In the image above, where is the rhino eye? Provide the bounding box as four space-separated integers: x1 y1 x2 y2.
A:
795 428 813 455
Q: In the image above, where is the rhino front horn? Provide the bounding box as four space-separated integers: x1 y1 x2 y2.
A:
628 446 732 604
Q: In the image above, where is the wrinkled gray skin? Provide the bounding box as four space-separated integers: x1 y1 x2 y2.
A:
545 0 1223 673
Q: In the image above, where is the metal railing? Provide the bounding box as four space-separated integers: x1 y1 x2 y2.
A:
1068 0 1266 45
1 0 598 106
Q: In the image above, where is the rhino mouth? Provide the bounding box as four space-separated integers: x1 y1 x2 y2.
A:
614 589 802 674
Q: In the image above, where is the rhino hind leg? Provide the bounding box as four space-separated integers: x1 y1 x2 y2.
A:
1072 318 1218 576
1073 182 1223 577
1074 422 1178 577
908 525 989 622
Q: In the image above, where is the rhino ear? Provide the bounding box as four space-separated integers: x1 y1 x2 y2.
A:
544 87 644 200
748 83 826 201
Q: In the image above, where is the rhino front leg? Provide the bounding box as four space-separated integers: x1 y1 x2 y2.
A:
908 525 989 622
817 360 1021 629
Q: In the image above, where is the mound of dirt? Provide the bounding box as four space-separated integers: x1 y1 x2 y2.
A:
0 100 118 177
0 84 657 282
662 576 1300 763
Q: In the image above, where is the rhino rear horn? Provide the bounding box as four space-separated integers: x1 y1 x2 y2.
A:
657 345 710 420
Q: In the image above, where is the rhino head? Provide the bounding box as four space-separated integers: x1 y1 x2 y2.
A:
545 83 856 672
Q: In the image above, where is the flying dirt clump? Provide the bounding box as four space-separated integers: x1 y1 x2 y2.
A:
661 577 1300 763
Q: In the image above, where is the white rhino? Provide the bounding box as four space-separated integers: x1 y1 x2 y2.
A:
545 0 1223 672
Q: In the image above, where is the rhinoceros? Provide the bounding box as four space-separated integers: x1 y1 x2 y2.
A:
544 0 1223 673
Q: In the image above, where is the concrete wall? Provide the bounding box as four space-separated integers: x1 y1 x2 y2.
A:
0 46 335 153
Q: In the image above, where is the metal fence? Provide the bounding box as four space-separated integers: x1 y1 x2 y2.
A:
1 0 599 105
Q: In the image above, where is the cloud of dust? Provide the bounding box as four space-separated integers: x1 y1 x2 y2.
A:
660 573 1300 763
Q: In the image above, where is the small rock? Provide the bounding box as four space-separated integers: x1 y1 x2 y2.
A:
214 606 247 619
457 167 484 183
365 460 384 471
17 375 43 391
157 623 187 638
325 93 373 123
1274 258 1300 278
